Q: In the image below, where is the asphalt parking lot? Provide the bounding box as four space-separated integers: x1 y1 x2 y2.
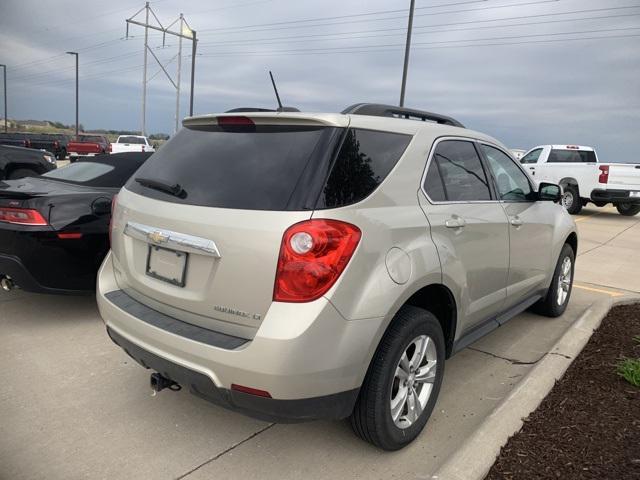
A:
1 205 638 480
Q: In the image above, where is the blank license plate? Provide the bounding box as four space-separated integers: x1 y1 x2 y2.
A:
146 246 188 287
630 191 640 198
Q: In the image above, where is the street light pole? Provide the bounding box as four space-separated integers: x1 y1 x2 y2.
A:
0 64 7 133
66 52 79 138
399 0 415 107
189 29 197 116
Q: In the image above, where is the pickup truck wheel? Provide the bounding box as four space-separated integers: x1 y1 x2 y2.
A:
531 243 575 318
7 168 38 180
561 185 582 215
350 305 445 450
616 203 640 216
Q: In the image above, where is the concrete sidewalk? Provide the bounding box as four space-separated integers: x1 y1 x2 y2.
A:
1 205 638 480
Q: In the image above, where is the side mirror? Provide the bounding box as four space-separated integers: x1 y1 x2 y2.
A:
538 182 562 203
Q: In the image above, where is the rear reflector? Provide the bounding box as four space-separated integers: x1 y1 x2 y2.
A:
217 116 255 126
231 384 272 398
57 232 83 239
0 207 48 226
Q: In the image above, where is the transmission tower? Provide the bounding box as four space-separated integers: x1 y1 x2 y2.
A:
126 2 197 135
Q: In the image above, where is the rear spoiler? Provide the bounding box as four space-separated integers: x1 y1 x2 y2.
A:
183 112 349 128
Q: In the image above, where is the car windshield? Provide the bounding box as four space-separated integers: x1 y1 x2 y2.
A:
118 136 145 144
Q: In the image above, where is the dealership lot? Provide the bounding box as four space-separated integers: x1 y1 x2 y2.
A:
1 205 638 480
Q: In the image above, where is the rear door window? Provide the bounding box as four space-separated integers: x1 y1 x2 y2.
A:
423 140 492 202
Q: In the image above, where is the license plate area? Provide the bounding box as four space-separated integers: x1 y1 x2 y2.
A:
629 191 640 198
146 245 188 287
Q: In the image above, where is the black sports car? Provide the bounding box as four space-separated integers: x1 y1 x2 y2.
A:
0 152 152 294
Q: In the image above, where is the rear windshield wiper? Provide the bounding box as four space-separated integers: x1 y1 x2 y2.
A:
135 177 186 198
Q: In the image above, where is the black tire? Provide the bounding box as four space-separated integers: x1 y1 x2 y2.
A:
561 185 582 215
531 243 575 318
7 168 38 180
350 305 445 450
616 203 640 216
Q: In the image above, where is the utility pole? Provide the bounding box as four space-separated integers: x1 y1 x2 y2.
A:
399 0 415 107
66 52 79 138
126 4 197 135
0 64 6 132
190 29 196 117
174 14 183 133
142 2 149 136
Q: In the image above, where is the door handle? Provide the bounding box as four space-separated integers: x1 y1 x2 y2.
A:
510 217 523 227
445 217 466 228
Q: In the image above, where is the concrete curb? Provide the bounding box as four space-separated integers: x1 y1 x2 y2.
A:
430 295 640 480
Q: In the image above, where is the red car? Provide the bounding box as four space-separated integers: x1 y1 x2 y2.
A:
67 134 110 161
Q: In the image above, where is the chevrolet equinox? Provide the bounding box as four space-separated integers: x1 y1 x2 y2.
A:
97 104 577 450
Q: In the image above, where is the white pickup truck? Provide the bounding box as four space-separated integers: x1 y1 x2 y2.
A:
111 135 156 154
520 145 640 216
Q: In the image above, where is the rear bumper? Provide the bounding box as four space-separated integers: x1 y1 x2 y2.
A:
107 327 358 423
97 251 383 422
0 253 90 295
591 189 640 205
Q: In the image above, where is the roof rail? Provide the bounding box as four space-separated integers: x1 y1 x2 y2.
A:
225 106 301 113
341 103 464 128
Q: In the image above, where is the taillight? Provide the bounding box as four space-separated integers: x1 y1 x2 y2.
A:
598 165 609 184
108 144 112 153
141 145 145 152
54 140 59 148
274 219 361 302
0 207 48 226
109 195 117 245
218 116 254 126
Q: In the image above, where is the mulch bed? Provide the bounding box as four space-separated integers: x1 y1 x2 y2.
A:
486 304 640 480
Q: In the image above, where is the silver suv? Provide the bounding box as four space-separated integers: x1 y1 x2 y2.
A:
97 104 577 450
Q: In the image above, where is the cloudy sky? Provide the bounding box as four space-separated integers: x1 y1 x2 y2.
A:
1 0 639 161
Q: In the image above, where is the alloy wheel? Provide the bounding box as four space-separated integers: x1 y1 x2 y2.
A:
390 335 437 428
557 256 572 306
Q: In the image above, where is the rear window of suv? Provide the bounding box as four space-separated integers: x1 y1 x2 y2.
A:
126 124 411 211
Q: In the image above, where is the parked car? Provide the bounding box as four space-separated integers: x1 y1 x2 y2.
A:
521 145 640 215
0 144 57 180
0 133 32 148
67 134 111 160
97 104 577 450
27 133 70 160
111 135 156 154
0 152 151 294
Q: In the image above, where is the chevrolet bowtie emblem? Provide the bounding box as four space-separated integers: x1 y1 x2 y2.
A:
148 231 169 244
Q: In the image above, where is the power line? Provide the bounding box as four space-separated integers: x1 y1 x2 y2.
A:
196 27 640 57
196 5 640 47
199 0 562 34
198 0 489 32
